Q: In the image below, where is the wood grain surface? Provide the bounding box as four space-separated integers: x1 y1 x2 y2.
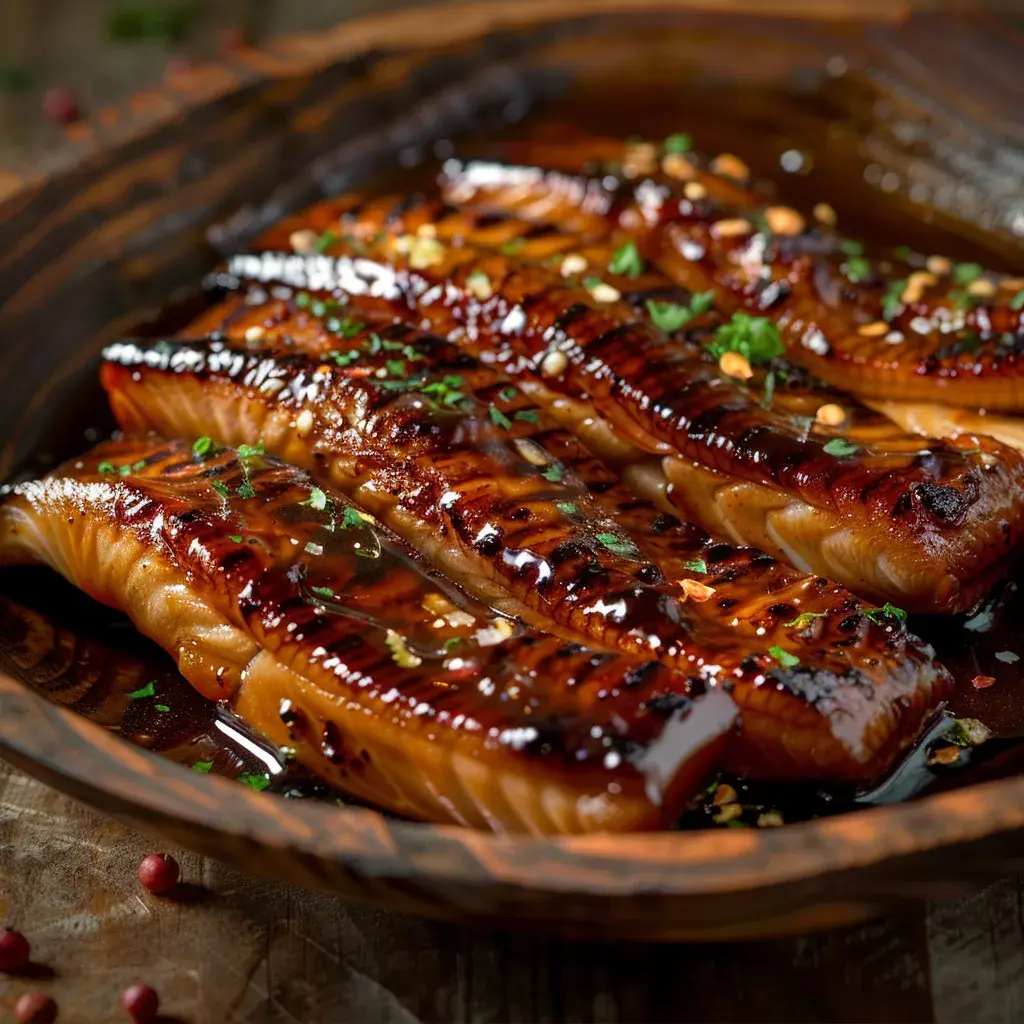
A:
4 758 1024 1023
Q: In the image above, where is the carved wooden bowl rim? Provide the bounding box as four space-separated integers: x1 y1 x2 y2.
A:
1 672 1018 896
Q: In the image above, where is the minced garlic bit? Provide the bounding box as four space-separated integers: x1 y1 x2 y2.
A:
713 783 738 806
390 233 445 270
541 350 569 378
711 218 753 239
289 229 319 254
757 811 784 828
357 510 377 524
858 320 890 337
623 142 658 178
474 617 517 647
901 270 938 304
712 802 743 824
764 206 806 237
422 592 458 616
465 271 493 301
661 153 697 181
680 578 716 602
718 351 753 379
927 744 960 766
815 403 846 427
295 409 315 437
560 253 588 277
244 325 265 343
513 437 551 467
967 277 996 298
588 281 621 303
710 152 749 180
812 202 837 226
926 255 953 276
683 181 708 201
385 630 422 668
415 222 437 239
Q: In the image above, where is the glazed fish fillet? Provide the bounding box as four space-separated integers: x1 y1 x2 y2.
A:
101 317 951 783
206 229 1024 615
439 140 1024 410
0 438 743 833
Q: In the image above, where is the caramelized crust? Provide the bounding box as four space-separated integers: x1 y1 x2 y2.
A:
101 315 952 783
0 438 739 833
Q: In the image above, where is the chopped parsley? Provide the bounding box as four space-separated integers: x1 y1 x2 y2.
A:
311 585 335 599
609 241 644 279
237 480 256 500
1010 290 1024 311
541 463 565 483
315 229 340 253
555 501 579 516
301 486 329 511
236 441 265 460
784 611 826 629
192 761 213 774
304 541 323 556
443 637 462 652
842 256 873 284
647 290 715 332
498 386 518 402
341 507 365 530
211 480 231 500
952 262 983 285
295 291 311 309
154 704 170 712
327 349 359 367
822 437 861 457
950 288 977 311
192 436 215 456
768 646 800 668
864 603 908 625
839 239 864 258
228 535 243 544
683 557 707 573
663 132 692 154
126 681 156 699
238 773 271 792
882 278 907 321
489 406 513 430
595 532 641 558
329 318 366 339
707 313 784 365
97 462 115 474
892 245 913 261
514 409 539 424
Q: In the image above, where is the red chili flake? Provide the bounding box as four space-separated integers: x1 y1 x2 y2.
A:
972 674 996 689
42 86 81 125
0 927 30 971
137 853 180 895
15 992 57 1023
121 983 159 1022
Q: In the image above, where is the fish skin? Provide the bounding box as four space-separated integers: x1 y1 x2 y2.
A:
204 235 1024 615
0 437 738 833
100 312 952 784
438 143 1024 410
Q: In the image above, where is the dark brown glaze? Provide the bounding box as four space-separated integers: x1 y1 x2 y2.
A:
101 306 952 783
208 234 1024 615
0 437 743 833
440 143 1024 410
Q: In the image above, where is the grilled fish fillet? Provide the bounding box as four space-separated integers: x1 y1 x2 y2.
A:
101 317 951 783
206 229 1024 615
439 141 1024 411
0 438 742 833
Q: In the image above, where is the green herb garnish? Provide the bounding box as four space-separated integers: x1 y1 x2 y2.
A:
663 132 693 154
97 462 115 474
1010 290 1024 311
315 229 340 253
839 239 864 257
842 257 873 284
192 436 214 456
784 611 826 629
882 278 906 321
236 441 265 460
768 646 800 668
341 507 364 530
127 681 156 699
192 761 213 773
443 637 462 652
707 313 784 366
211 480 231 500
683 557 707 574
864 603 908 625
154 704 170 712
498 386 518 402
302 486 329 511
822 438 861 457
952 262 983 285
514 410 539 423
106 2 198 43
489 406 513 430
555 502 579 516
237 481 256 500
595 532 641 558
498 239 524 256
893 245 913 261
228 535 243 544
238 773 270 792
311 585 335 599
541 463 565 483
330 318 366 339
609 241 644 279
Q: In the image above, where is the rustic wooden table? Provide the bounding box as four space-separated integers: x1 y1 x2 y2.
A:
3 2 1024 1022
2 759 1024 1023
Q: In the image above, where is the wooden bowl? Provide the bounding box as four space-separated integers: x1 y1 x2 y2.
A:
2 0 1024 941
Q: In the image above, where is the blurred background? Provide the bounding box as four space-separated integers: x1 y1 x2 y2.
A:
0 0 438 158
